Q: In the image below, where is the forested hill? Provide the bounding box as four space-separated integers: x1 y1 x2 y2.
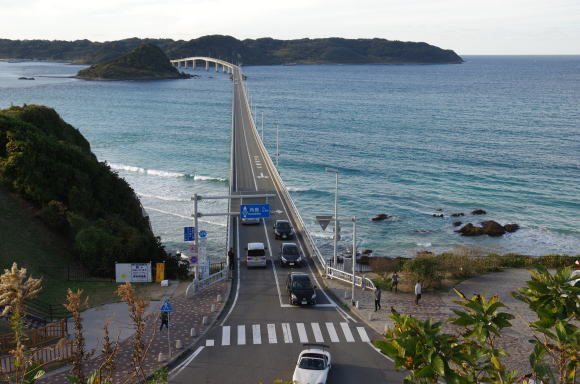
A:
0 105 169 276
76 43 188 80
0 35 463 65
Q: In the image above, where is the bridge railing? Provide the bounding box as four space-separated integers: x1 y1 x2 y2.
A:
239 69 376 291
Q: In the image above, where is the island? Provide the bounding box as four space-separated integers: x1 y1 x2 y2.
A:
76 43 190 81
0 35 463 65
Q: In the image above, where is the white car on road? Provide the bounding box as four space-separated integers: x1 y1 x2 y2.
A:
292 345 331 384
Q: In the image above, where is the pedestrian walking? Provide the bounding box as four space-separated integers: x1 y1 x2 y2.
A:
160 311 169 331
374 286 381 311
228 247 235 270
414 280 422 305
391 271 399 293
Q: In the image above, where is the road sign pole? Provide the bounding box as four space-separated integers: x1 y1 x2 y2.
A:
193 194 199 282
333 172 339 266
168 314 171 358
276 123 279 168
352 216 356 306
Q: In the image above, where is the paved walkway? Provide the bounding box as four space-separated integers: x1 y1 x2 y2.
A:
325 269 539 375
40 279 229 383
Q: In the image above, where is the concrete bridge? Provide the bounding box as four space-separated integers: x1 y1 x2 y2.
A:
170 56 236 74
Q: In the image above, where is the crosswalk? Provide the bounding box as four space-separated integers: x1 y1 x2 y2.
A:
205 322 370 347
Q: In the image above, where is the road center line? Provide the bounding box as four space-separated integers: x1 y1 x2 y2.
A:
221 326 230 346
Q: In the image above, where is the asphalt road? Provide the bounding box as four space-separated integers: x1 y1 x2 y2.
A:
171 67 403 384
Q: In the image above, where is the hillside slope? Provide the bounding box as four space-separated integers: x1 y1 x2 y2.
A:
76 43 188 80
0 35 463 65
0 105 167 276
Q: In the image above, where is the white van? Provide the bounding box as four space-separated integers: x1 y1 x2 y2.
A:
246 242 267 268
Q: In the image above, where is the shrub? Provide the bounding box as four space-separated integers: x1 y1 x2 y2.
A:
370 257 405 278
403 254 443 289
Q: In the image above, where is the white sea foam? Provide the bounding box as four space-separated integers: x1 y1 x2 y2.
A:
416 242 432 247
310 232 334 240
137 193 190 202
108 163 226 182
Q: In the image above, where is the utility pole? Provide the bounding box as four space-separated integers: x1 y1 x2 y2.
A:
325 168 340 266
351 216 357 306
193 194 199 282
261 112 264 140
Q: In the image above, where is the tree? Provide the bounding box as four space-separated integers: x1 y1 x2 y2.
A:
512 267 579 384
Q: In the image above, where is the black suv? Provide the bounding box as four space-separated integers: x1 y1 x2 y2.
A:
273 220 294 240
286 272 316 305
280 243 302 267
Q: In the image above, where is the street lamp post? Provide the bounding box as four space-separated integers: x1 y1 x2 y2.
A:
325 168 339 266
276 123 280 168
351 216 357 305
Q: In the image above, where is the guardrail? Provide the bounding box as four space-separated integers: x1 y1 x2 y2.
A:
326 266 376 290
185 268 229 297
239 71 376 291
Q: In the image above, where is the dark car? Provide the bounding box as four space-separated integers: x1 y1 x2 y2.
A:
280 243 302 267
274 220 294 240
286 272 316 305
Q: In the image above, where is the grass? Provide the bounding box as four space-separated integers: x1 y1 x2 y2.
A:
0 189 168 309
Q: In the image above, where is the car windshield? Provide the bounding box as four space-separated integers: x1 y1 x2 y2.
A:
283 246 299 255
292 278 312 289
277 222 290 230
299 357 326 370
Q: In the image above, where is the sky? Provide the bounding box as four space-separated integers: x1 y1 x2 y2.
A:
1 0 579 54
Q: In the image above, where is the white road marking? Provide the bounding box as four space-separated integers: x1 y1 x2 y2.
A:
169 346 204 377
222 326 230 346
296 323 308 343
257 172 269 179
325 322 340 343
281 323 293 343
267 324 277 344
237 325 246 345
311 323 324 343
340 322 355 342
357 327 370 342
206 339 214 347
252 324 261 345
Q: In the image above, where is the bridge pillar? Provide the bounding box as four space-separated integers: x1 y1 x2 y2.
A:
183 61 188 69
205 61 209 71
193 60 196 70
215 62 218 72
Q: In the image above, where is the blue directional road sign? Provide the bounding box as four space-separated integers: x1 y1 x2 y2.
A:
240 204 270 219
160 300 172 313
198 230 207 238
184 226 195 241
190 255 198 264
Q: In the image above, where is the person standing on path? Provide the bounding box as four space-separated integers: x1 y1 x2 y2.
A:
228 248 235 270
160 311 169 330
414 281 422 305
374 286 382 311
391 271 399 293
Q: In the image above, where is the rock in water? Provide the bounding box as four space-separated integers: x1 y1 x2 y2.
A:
471 209 487 215
76 43 191 81
432 213 444 218
452 221 462 227
372 214 391 221
481 220 506 237
504 223 520 233
456 223 483 236
451 212 464 217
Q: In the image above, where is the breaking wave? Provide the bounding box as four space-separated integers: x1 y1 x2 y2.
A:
108 163 227 182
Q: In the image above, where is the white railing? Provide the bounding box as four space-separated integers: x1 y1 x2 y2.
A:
326 266 376 290
186 268 229 297
238 70 376 291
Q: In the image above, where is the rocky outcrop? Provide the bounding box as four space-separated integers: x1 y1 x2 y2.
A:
372 214 391 221
452 221 462 227
432 213 444 218
456 220 520 237
471 209 487 215
451 213 464 217
504 223 520 233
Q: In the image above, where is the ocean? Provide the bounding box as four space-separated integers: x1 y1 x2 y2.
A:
1 56 579 260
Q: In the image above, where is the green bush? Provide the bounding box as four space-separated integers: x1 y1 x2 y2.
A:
403 255 443 289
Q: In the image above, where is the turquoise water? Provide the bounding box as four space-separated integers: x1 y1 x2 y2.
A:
1 56 579 258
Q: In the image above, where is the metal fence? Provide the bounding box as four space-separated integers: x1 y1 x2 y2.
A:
0 340 74 374
42 266 113 282
0 320 66 353
185 268 229 297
